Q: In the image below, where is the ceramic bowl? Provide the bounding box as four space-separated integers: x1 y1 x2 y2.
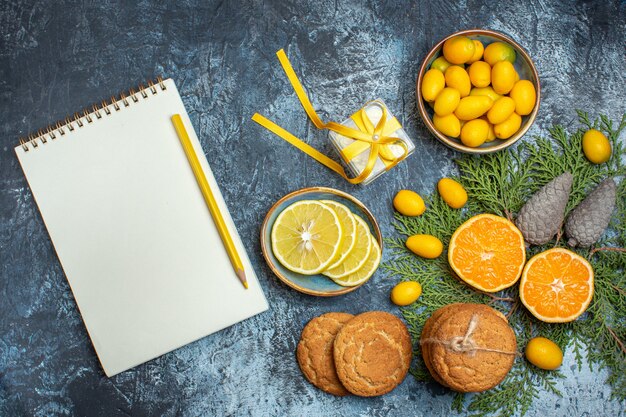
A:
260 187 382 297
416 29 541 154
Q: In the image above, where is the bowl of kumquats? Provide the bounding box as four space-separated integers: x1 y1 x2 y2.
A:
416 29 540 153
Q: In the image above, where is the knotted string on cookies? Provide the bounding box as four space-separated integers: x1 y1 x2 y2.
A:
420 314 522 357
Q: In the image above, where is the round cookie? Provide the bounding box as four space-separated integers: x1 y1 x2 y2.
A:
297 312 354 396
421 304 509 389
423 304 513 391
428 305 517 392
333 311 412 397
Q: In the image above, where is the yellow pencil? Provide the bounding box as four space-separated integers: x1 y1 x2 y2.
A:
171 114 248 289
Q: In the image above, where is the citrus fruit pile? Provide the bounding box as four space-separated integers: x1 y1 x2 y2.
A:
421 35 537 147
271 199 380 287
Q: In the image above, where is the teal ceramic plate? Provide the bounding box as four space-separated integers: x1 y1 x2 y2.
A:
260 187 383 297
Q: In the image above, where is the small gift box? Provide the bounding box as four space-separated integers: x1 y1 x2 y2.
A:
253 49 415 185
328 99 415 186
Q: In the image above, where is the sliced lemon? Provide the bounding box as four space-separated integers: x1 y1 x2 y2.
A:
323 215 371 279
331 236 381 287
321 200 358 270
271 200 343 275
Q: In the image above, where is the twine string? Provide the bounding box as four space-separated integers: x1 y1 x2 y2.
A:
421 313 521 357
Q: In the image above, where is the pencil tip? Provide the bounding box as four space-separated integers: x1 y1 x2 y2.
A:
236 268 248 289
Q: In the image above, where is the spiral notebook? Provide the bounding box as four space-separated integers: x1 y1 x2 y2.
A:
15 78 269 377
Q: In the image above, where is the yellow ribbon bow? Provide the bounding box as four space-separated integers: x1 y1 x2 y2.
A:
252 49 409 185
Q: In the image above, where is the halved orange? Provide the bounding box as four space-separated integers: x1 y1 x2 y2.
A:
520 248 594 323
448 213 526 292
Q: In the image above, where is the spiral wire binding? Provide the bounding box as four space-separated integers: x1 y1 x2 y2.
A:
18 77 167 151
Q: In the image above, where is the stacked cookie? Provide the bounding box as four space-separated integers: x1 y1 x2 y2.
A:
297 311 412 397
420 303 517 392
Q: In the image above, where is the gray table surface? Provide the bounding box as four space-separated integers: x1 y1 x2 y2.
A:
1 1 625 416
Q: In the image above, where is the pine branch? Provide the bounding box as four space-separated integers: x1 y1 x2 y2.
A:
384 112 626 415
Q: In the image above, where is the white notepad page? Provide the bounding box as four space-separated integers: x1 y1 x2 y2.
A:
15 79 269 377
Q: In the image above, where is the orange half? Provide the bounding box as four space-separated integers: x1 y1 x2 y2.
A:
520 248 594 323
448 213 526 292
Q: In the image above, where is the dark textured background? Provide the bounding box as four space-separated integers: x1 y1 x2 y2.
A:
1 1 625 416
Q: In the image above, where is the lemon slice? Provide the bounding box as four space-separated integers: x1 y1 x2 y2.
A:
321 200 357 270
331 236 381 287
271 200 343 275
323 215 371 279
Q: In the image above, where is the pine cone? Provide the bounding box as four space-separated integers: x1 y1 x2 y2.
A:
515 172 573 245
565 178 616 247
